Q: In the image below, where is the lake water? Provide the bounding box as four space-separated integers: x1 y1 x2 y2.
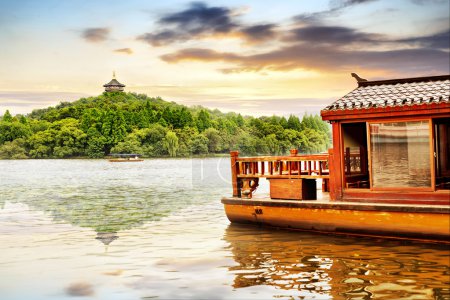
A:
0 158 449 300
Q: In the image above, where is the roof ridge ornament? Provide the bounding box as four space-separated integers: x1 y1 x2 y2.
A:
351 73 368 83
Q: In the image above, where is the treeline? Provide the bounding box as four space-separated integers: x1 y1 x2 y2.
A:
0 92 330 159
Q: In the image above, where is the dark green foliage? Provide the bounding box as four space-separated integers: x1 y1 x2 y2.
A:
190 134 209 154
0 138 28 159
0 121 31 145
196 109 211 132
0 92 330 158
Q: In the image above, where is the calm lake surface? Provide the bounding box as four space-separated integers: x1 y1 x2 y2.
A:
0 158 449 300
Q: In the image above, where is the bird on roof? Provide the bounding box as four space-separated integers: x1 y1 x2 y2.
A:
351 73 368 83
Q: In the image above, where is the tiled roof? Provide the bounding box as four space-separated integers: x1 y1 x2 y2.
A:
322 75 450 111
103 78 125 87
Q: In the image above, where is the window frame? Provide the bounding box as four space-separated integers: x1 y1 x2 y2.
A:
366 118 434 192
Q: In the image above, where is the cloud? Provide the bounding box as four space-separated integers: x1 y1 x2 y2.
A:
138 2 282 46
286 24 450 50
411 0 448 5
0 91 90 115
295 0 377 23
159 1 237 32
138 30 187 46
161 44 450 75
399 29 450 50
114 48 133 55
146 1 448 77
286 25 383 45
161 48 240 63
82 27 110 43
330 0 377 9
241 24 278 43
177 97 335 117
158 7 449 75
128 84 335 117
138 2 238 46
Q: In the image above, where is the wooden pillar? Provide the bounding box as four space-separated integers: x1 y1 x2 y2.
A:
328 148 335 198
331 122 343 200
230 151 239 197
360 146 367 174
345 147 351 175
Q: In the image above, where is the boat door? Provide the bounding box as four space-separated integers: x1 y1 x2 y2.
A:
434 118 450 190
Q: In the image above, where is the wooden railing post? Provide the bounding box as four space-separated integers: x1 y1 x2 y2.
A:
290 149 298 156
230 151 239 197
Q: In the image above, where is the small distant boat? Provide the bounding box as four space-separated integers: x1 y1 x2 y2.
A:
108 153 144 162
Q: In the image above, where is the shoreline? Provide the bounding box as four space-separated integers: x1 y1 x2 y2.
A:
0 153 231 160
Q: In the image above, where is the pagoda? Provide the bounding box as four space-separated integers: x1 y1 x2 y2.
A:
103 71 125 92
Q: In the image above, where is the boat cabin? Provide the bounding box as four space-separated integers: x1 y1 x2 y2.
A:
222 74 449 240
228 74 449 205
321 74 450 205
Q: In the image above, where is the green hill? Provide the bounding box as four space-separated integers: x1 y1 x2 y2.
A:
0 92 330 159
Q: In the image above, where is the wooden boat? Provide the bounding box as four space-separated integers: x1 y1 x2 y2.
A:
108 153 144 162
221 74 450 241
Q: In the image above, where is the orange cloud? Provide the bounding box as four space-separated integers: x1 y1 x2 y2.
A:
114 48 133 55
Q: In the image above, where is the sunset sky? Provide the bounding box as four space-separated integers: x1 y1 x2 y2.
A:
1 0 449 116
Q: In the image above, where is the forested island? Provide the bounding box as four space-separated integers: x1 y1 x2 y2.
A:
0 92 330 159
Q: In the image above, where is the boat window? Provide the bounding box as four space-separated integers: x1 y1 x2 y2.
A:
369 121 431 188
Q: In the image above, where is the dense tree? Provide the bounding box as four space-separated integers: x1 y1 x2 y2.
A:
163 131 179 157
196 109 211 132
86 128 108 158
111 135 142 154
0 121 31 145
0 138 27 159
287 115 302 131
2 110 13 122
203 128 222 153
0 92 330 159
264 134 281 155
190 134 209 154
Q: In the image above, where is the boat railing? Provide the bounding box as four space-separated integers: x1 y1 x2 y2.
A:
230 150 330 197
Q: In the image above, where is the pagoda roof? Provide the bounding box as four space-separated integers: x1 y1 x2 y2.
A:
103 78 125 87
321 74 450 119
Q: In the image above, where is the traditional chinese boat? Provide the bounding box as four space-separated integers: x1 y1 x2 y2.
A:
108 153 144 162
221 74 450 241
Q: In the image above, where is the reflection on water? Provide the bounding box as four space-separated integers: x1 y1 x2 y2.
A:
0 159 224 243
0 159 449 299
225 224 450 299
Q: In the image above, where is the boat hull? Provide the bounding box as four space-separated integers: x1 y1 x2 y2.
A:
222 197 450 241
108 159 144 162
